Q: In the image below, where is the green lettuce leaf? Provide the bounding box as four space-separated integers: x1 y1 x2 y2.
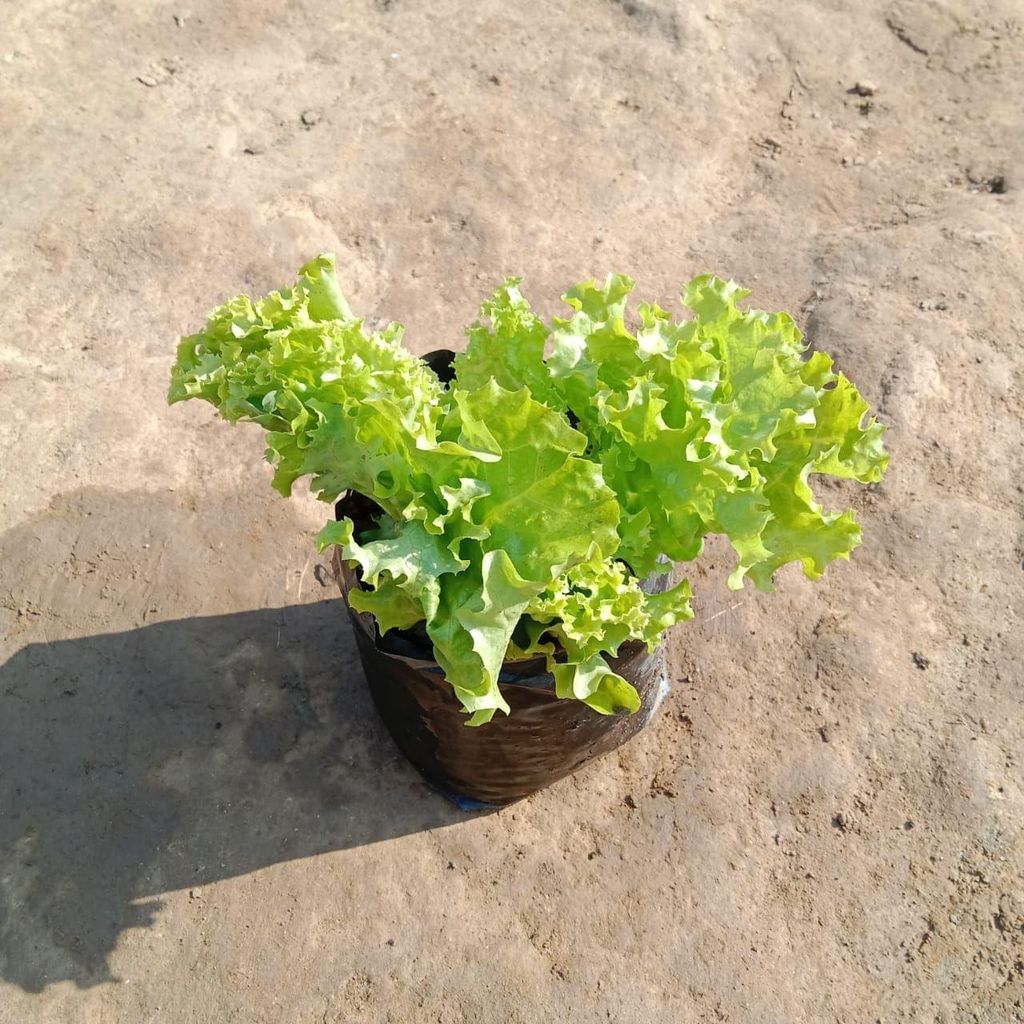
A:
456 270 888 589
170 254 450 519
316 515 465 625
523 558 693 715
450 381 620 581
453 280 563 410
417 382 622 724
312 375 624 725
171 254 888 723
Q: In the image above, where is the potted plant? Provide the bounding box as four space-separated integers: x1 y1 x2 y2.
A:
169 255 887 806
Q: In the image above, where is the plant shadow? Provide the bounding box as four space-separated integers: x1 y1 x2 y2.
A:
0 599 468 992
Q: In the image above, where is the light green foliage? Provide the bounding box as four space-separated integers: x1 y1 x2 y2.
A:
168 254 449 517
170 255 888 722
519 559 694 714
467 270 888 587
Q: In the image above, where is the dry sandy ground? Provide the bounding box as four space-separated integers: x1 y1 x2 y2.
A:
2 1 1023 1021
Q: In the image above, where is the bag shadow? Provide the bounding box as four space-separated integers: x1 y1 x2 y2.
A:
0 598 469 992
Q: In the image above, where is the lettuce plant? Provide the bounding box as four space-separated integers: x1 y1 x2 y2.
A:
169 255 887 724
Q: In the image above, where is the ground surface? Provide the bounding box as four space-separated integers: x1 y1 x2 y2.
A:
1 1 1022 1021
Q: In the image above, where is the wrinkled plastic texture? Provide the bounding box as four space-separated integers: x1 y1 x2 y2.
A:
332 492 668 807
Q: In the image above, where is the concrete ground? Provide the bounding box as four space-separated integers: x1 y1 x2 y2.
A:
2 1 1022 1021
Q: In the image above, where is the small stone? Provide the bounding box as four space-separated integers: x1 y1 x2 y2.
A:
136 75 159 87
624 794 637 810
189 887 202 899
966 169 1009 194
301 109 321 127
848 81 877 97
912 651 930 670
